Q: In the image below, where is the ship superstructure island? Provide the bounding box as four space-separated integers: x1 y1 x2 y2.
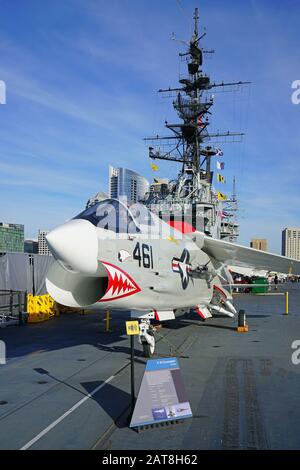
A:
143 8 250 242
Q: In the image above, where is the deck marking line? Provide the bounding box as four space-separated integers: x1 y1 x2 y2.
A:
20 374 115 450
20 318 195 450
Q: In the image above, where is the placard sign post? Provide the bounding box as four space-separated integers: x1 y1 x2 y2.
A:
126 320 139 414
130 357 192 430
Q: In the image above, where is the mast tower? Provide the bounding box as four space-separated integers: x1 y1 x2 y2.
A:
143 8 249 240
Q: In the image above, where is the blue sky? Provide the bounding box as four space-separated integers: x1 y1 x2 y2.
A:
0 0 299 253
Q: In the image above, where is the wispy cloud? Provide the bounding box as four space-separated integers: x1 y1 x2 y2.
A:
0 0 299 249
0 161 94 195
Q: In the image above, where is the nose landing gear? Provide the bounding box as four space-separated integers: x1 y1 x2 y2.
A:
138 319 155 357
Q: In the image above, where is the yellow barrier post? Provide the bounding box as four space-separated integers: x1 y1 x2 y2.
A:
285 291 289 315
105 310 112 332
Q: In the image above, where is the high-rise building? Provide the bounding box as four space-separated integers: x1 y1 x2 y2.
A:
108 166 149 203
149 178 169 198
282 228 300 260
24 239 39 254
250 239 268 251
38 230 51 255
0 223 24 253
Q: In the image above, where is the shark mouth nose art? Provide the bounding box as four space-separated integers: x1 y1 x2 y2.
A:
98 261 141 302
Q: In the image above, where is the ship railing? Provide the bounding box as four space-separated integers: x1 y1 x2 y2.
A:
0 290 27 327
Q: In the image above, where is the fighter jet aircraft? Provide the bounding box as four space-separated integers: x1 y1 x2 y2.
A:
45 198 300 357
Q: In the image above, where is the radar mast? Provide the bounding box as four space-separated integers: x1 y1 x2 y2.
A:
143 7 250 241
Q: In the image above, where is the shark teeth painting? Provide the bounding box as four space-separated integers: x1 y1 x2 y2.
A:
99 261 141 302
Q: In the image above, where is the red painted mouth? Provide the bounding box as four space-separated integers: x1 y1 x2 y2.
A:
98 261 141 302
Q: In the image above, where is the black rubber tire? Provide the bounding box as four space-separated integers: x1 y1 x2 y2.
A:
142 342 152 358
238 309 246 327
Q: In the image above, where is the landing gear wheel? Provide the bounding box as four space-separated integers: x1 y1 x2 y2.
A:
142 330 155 358
238 309 246 327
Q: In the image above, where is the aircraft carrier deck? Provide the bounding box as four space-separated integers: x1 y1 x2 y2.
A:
0 284 299 450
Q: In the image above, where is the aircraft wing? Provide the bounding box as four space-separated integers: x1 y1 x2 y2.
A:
194 232 300 275
228 265 268 277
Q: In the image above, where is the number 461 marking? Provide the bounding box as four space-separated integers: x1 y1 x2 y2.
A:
133 243 153 269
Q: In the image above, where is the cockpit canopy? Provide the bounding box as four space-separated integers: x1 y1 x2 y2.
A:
73 199 155 234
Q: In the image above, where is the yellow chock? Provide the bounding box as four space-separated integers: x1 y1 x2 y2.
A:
237 325 249 333
27 294 55 323
104 310 112 332
285 291 289 315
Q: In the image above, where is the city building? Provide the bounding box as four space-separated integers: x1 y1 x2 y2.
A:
282 228 300 260
38 230 51 255
149 178 169 198
250 238 268 252
24 239 38 254
108 166 149 203
0 223 24 253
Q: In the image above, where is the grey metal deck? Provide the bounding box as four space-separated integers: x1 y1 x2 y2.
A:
0 284 299 450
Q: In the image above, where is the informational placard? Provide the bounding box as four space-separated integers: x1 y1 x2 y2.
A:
130 357 192 428
126 320 139 335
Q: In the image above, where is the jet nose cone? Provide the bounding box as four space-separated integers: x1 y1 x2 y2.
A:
46 219 98 274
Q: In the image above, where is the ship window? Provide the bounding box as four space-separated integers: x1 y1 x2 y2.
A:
73 199 140 233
